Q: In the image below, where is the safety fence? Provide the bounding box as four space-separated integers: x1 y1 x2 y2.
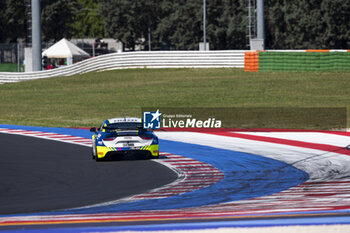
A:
0 50 245 84
245 50 350 72
2 49 349 84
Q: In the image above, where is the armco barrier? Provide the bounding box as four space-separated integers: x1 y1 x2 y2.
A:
0 51 246 84
245 50 350 72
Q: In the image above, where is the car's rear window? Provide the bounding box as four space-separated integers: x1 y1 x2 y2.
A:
103 122 143 130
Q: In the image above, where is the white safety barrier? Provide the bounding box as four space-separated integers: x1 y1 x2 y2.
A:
0 50 246 84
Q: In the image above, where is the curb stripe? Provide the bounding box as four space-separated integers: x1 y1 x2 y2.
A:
206 131 350 156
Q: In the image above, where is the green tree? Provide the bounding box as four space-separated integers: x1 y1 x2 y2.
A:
321 0 350 48
0 0 27 43
41 0 78 41
221 0 248 49
100 0 152 50
0 1 6 43
265 0 287 49
284 1 324 49
154 0 202 50
265 0 350 49
101 0 249 50
2 0 348 50
72 0 104 38
152 0 175 49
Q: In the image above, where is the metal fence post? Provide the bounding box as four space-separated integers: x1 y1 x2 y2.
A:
32 0 42 71
17 43 20 72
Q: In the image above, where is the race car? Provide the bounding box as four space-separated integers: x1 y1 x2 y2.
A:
90 117 159 161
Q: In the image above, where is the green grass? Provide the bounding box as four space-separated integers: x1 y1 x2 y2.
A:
0 63 24 72
0 68 349 129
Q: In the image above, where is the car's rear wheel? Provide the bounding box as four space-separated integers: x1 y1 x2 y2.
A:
92 150 95 160
95 155 102 162
92 144 96 160
150 152 159 159
95 149 103 162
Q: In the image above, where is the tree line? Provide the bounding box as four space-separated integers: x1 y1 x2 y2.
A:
0 0 349 50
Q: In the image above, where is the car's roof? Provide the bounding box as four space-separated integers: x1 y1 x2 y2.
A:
107 117 142 124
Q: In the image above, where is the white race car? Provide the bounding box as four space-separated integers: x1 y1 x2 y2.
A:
90 117 159 161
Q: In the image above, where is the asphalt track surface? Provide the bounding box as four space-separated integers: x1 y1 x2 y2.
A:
1 127 350 232
0 133 178 215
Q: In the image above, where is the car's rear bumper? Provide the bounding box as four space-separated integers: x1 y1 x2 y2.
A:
96 145 159 159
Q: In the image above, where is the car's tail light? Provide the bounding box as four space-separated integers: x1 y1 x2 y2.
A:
140 136 152 140
103 137 116 141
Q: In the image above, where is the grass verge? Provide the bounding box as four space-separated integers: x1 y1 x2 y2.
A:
0 68 349 129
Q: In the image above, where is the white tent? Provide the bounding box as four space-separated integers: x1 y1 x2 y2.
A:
42 38 90 65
